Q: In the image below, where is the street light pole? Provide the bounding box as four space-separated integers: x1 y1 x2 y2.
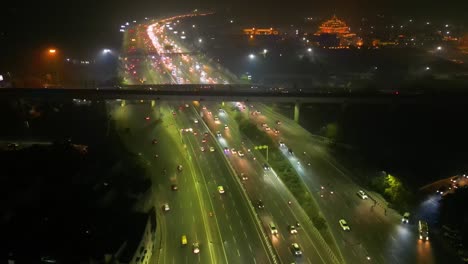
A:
254 145 269 161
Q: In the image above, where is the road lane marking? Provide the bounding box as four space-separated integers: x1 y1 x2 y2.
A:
249 244 253 252
229 224 233 231
237 249 240 257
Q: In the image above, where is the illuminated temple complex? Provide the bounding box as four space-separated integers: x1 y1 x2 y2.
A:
315 15 358 47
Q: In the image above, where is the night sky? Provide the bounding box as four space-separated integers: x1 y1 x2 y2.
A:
1 0 467 70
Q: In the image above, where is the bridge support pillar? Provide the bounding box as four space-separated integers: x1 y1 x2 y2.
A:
294 102 301 123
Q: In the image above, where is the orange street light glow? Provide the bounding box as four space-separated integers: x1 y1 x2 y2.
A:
49 49 57 54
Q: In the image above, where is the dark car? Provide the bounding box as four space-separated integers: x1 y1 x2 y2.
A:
263 164 270 171
257 200 265 209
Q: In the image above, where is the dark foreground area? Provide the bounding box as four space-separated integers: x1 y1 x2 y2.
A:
0 100 155 263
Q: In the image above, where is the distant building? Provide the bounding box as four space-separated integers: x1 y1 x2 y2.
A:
242 28 279 38
314 15 359 47
117 207 157 264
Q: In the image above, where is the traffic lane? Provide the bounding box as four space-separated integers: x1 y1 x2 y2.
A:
217 128 329 263
176 106 270 264
164 104 229 264
211 103 333 264
184 113 272 264
290 147 388 263
295 149 418 264
239 149 331 264
158 103 224 263
184 126 270 264
222 153 299 264
113 103 212 264
198 106 336 264
261 172 327 264
227 110 348 264
257 107 421 264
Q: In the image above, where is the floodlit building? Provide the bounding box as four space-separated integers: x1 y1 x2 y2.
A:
314 15 359 48
243 28 279 36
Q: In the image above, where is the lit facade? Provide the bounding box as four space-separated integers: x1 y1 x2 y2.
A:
243 28 279 36
315 15 358 47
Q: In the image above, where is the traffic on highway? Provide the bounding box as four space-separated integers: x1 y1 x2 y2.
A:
112 12 449 264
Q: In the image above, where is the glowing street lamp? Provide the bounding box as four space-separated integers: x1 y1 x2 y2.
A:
103 49 112 54
254 145 269 161
249 54 255 60
307 48 312 52
48 49 57 55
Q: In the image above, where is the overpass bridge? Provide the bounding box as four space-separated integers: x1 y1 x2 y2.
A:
0 85 464 122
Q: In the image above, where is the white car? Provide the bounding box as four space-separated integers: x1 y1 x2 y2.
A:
288 225 298 234
279 141 285 147
194 119 199 124
291 243 302 256
224 124 228 130
209 146 215 152
238 151 244 157
192 242 200 254
402 212 410 224
218 186 225 194
357 190 368 199
216 131 222 137
231 148 237 155
200 146 205 152
339 219 350 231
265 126 271 131
162 203 170 211
269 222 278 235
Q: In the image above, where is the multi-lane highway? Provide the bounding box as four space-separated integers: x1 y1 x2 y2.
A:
245 102 451 264
108 100 276 263
117 14 341 264
197 102 342 264
113 12 458 264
